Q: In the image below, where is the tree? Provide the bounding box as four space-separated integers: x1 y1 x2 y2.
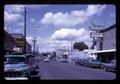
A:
73 41 88 51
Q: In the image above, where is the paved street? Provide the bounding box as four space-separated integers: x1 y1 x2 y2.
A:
38 60 116 80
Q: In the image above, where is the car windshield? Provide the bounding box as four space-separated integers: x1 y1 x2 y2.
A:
5 57 26 64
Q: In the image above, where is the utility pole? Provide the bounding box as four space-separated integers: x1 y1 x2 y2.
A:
32 37 37 56
11 5 27 54
24 5 27 55
71 42 72 55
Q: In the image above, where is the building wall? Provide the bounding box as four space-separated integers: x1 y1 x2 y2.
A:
4 31 15 52
95 25 116 62
96 25 116 50
11 34 31 54
56 48 69 61
102 27 116 50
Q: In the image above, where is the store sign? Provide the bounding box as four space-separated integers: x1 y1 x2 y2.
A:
89 25 103 31
15 39 24 47
90 32 103 38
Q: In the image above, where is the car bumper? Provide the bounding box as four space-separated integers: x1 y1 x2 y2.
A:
5 77 28 80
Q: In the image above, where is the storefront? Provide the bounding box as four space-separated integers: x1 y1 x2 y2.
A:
90 49 116 63
95 24 116 63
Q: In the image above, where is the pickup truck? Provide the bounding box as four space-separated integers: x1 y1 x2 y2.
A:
4 54 40 80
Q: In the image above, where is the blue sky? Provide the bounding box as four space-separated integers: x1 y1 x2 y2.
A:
4 4 116 52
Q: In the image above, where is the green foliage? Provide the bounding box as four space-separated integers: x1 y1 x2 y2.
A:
73 41 88 51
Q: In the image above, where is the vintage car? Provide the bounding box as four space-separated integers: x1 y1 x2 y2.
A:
44 58 50 62
88 59 103 68
75 59 86 66
103 59 116 72
4 54 40 80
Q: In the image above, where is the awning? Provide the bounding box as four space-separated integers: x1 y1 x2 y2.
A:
90 49 116 53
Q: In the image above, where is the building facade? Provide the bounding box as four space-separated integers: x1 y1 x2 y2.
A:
97 24 116 50
102 25 116 50
56 48 69 62
4 31 15 54
11 34 32 54
96 24 116 62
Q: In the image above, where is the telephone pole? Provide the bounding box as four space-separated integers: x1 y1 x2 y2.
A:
24 5 27 54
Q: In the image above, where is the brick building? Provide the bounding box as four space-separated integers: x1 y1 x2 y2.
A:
11 34 32 54
4 31 15 54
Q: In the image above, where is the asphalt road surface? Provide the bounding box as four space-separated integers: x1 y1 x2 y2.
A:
38 60 116 80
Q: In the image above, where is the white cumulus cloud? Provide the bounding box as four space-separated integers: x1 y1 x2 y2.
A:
26 36 33 44
4 26 12 33
14 28 23 33
51 28 90 41
17 22 24 26
4 11 23 23
40 5 106 27
51 28 93 48
5 5 24 13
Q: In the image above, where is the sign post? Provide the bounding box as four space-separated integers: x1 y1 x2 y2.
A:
89 20 104 50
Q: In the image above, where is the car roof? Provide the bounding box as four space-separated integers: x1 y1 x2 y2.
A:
5 55 26 58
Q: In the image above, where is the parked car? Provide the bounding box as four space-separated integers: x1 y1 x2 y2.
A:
83 59 90 67
75 59 86 66
4 54 40 80
60 58 68 63
4 54 31 80
75 59 80 65
26 54 39 73
44 58 49 62
88 59 103 68
103 59 116 72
